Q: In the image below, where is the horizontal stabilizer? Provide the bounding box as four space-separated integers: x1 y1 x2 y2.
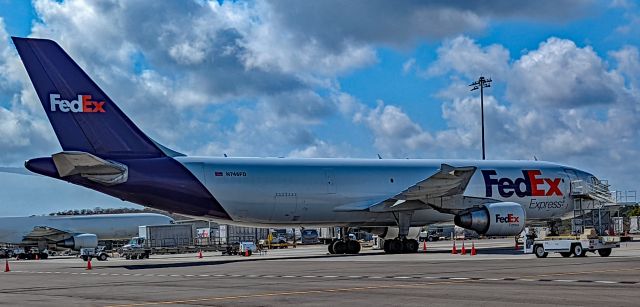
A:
51 151 128 185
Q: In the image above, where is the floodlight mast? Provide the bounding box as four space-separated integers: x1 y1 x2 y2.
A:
469 76 492 160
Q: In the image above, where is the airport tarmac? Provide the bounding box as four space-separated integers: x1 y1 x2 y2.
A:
1 238 639 306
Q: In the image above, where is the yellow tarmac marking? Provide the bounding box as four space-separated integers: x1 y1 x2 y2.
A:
103 280 469 307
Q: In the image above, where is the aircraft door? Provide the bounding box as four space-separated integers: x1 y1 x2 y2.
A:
325 169 337 194
270 194 299 222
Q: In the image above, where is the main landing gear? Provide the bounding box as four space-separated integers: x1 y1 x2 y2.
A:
383 211 419 254
328 227 361 255
383 238 419 254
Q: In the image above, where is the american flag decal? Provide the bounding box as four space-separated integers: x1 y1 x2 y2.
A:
215 171 223 177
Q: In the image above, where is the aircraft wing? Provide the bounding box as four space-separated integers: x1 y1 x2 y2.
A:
334 164 477 212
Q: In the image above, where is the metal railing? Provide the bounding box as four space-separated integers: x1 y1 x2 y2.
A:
571 179 614 204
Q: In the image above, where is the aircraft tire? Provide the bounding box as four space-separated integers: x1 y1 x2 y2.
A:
403 239 419 253
387 239 403 254
346 240 361 254
328 240 336 254
332 240 347 254
383 240 391 253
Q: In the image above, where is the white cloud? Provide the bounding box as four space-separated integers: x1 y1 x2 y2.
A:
508 37 621 108
426 36 510 79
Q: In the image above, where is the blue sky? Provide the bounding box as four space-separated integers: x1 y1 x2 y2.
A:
1 0 640 215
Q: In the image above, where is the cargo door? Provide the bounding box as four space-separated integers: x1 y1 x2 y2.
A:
270 193 299 222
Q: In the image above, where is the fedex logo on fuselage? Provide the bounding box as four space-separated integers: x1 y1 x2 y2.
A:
50 94 105 113
482 170 563 198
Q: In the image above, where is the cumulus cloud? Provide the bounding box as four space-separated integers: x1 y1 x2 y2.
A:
508 38 622 108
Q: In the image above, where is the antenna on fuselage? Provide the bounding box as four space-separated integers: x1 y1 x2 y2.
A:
377 154 382 159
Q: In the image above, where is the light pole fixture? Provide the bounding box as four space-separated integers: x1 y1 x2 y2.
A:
469 76 492 160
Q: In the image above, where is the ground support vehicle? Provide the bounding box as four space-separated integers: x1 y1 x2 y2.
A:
222 242 257 256
525 235 620 258
120 237 151 260
80 246 109 261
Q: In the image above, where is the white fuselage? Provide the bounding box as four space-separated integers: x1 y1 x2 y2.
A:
178 157 586 227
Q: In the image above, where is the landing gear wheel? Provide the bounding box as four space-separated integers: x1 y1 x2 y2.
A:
98 254 108 261
403 239 419 253
81 255 88 261
383 240 391 253
560 252 572 258
597 248 612 257
328 240 337 254
387 239 403 254
346 240 361 254
534 245 548 258
572 244 586 257
332 240 347 254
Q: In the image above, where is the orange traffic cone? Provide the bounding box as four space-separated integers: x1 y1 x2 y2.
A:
86 258 92 270
422 240 427 252
452 241 458 254
198 250 203 259
4 259 9 272
461 241 467 255
245 249 249 257
35 254 40 261
514 240 519 250
471 242 477 256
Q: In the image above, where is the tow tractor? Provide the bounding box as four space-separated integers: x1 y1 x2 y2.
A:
524 228 620 258
80 246 109 261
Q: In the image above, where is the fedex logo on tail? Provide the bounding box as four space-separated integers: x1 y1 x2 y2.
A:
482 170 563 198
50 94 105 113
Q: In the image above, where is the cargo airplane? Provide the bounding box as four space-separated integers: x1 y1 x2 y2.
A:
11 37 611 254
0 213 173 259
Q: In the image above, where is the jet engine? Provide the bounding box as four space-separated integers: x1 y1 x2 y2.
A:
454 202 525 236
367 227 421 239
56 233 98 250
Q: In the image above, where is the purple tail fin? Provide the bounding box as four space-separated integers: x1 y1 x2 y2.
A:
12 37 164 159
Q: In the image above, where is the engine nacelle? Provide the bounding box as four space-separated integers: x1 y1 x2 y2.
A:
56 234 98 250
367 227 421 240
454 202 525 236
